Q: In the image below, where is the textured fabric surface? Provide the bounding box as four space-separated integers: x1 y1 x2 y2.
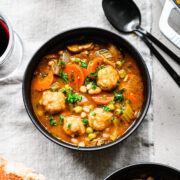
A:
0 0 153 179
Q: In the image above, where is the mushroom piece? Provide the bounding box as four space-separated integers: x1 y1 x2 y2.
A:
67 42 94 53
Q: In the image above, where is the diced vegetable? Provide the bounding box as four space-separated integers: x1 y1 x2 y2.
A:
120 103 134 122
88 133 96 140
127 92 138 102
110 118 119 141
91 94 114 105
87 57 103 76
108 104 115 111
119 69 126 78
86 127 93 134
116 61 122 66
74 106 83 113
97 49 112 59
62 51 69 64
64 64 85 88
34 69 54 91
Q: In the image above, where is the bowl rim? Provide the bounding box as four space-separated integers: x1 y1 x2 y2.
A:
104 162 180 179
22 27 151 151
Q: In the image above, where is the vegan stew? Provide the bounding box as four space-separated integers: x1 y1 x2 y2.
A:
31 42 144 148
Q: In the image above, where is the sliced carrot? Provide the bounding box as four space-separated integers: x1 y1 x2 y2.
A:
127 92 138 102
34 70 54 91
91 94 114 105
87 57 103 76
64 64 85 88
82 68 88 78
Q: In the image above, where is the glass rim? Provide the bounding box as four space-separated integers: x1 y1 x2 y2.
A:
0 12 14 65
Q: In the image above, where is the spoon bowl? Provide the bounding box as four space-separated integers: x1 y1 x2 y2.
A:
102 0 141 33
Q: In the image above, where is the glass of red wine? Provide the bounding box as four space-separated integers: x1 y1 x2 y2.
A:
0 12 23 81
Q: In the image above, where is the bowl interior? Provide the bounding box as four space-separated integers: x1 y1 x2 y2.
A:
105 163 180 180
23 28 151 150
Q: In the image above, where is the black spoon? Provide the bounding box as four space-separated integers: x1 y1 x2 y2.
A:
102 0 180 87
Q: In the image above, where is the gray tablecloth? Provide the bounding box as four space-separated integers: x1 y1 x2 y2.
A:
0 0 153 179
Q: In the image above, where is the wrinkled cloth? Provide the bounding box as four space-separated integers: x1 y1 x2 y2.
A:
0 0 153 179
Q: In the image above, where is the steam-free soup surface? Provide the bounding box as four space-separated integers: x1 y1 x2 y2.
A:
31 42 144 148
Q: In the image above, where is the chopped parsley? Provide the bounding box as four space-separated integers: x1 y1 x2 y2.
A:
120 106 125 114
120 88 126 93
90 72 98 77
75 59 80 63
77 76 80 80
92 112 96 116
82 119 88 126
114 94 124 102
60 115 64 125
66 93 82 103
103 106 110 112
96 64 105 71
62 89 67 94
122 59 125 65
92 82 97 90
67 123 71 129
98 105 110 112
111 117 115 122
61 61 65 65
59 71 68 83
84 75 96 86
115 110 120 114
42 73 48 78
49 116 57 126
117 80 120 86
80 61 88 68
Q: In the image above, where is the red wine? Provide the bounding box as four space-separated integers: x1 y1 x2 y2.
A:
0 20 9 57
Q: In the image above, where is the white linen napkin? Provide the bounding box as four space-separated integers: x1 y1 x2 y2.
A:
0 0 153 179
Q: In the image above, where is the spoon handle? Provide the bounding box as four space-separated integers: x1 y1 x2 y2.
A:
137 28 180 65
138 33 180 87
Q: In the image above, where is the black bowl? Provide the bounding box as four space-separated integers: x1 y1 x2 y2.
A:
22 27 151 151
104 163 180 179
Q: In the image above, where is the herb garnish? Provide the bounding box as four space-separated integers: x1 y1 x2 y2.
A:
82 119 88 126
67 123 71 129
111 117 115 122
59 71 68 83
66 93 82 103
60 115 64 125
49 116 57 126
90 72 98 77
103 106 110 112
62 89 67 94
80 61 88 68
92 112 96 116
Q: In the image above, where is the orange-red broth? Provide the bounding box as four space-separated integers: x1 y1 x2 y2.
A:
31 42 144 147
